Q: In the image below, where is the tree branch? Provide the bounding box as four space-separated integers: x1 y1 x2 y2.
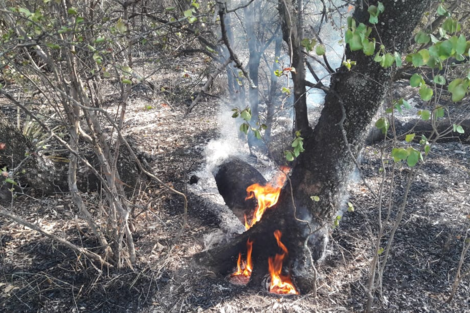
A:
0 205 113 267
218 3 257 89
185 58 231 116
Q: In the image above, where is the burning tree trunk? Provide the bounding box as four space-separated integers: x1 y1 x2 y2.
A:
196 0 428 294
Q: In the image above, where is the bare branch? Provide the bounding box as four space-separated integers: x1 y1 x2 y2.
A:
0 205 113 268
218 3 257 89
225 0 255 13
185 58 231 116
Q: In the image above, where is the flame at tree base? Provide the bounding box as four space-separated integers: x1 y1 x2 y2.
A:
229 239 253 285
268 230 299 295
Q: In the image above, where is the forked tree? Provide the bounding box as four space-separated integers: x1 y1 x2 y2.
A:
196 0 429 294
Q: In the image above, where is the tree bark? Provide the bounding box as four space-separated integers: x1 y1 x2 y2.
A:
279 0 310 134
196 0 429 294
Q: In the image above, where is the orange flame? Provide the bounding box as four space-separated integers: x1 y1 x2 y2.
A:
230 239 254 284
268 230 299 295
244 167 290 230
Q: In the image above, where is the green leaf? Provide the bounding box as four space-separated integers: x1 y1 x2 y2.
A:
116 18 127 33
347 202 354 212
435 107 445 118
412 53 424 67
442 18 460 34
232 111 239 118
240 110 251 121
349 33 363 51
184 9 193 18
438 40 454 59
456 35 467 55
407 149 420 167
375 117 389 134
5 178 16 185
316 44 326 56
122 78 132 84
437 4 447 16
418 110 431 121
415 31 430 44
425 145 431 155
254 130 262 140
240 123 249 134
405 134 415 143
188 16 197 24
448 79 463 93
382 53 395 68
311 196 320 202
453 124 465 134
450 82 467 102
378 247 384 255
433 75 446 85
67 7 78 15
285 151 294 162
281 87 291 95
418 49 430 64
377 2 385 13
392 148 409 162
94 37 105 43
19 8 31 16
419 85 433 101
410 73 423 87
394 52 402 67
368 6 379 24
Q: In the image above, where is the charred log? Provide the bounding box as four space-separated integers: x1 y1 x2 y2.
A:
213 158 266 222
366 118 470 145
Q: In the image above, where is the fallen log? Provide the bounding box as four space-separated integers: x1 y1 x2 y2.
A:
213 158 266 223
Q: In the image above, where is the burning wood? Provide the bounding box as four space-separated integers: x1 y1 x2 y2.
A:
244 166 289 229
268 230 298 295
229 239 253 285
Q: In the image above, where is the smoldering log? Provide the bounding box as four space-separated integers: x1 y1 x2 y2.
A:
213 158 266 223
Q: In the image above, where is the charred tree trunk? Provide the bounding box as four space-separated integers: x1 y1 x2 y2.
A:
196 0 428 294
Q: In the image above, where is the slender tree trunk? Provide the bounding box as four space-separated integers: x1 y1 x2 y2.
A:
265 33 282 143
279 0 309 134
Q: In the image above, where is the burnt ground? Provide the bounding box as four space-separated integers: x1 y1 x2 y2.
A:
1 58 470 312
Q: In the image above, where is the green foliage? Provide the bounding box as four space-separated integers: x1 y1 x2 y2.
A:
284 131 305 162
391 147 422 167
311 196 320 202
375 117 389 134
453 124 465 134
368 2 385 24
315 44 326 56
301 38 316 52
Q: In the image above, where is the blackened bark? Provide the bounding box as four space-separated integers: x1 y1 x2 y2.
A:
278 0 430 291
214 158 266 222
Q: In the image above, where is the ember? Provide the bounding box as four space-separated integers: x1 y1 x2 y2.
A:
268 230 298 295
244 167 289 229
230 239 253 285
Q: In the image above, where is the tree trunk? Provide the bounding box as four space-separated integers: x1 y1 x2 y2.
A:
196 0 428 294
279 0 309 134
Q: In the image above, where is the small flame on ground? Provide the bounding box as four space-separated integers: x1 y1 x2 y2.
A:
230 239 254 285
244 167 290 230
268 230 299 295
